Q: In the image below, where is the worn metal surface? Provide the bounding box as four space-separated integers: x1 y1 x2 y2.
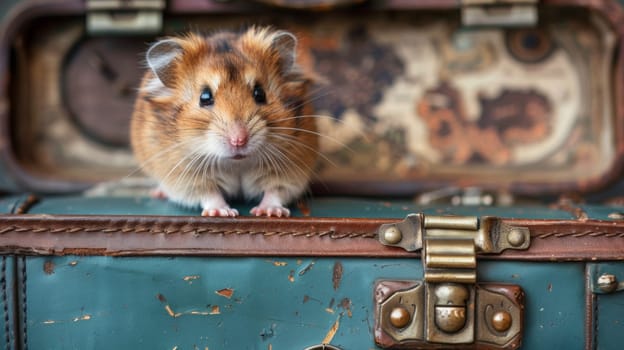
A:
20 256 583 350
375 282 524 349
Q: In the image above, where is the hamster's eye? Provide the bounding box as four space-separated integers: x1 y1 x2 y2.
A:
253 84 267 104
199 87 214 107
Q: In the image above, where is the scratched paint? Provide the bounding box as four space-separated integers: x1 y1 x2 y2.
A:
183 275 201 282
25 256 585 349
42 314 92 325
267 260 288 267
339 298 353 318
43 261 55 275
215 288 234 299
298 261 315 276
288 270 295 282
332 262 343 291
322 316 341 344
159 293 219 318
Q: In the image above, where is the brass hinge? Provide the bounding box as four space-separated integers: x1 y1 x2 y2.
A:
86 0 165 35
375 214 529 349
461 0 538 27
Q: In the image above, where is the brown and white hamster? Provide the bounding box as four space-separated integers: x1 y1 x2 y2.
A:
131 27 318 217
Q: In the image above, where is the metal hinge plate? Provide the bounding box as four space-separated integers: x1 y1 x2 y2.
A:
461 0 538 27
86 0 165 35
374 214 529 349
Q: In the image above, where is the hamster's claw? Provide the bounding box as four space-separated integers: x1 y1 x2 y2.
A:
202 207 239 217
250 206 291 218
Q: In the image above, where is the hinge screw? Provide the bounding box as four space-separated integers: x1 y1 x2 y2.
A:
491 311 512 332
389 306 411 328
383 226 403 244
597 274 618 293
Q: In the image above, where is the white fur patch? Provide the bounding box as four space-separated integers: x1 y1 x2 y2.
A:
141 78 172 97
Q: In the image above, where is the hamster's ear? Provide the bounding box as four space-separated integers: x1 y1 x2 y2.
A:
146 39 183 87
271 31 297 73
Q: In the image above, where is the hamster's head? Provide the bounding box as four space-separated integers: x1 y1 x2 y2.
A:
143 27 312 161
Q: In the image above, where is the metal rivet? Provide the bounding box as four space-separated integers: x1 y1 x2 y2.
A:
597 273 618 293
507 229 526 247
435 306 466 333
491 311 512 332
389 306 411 328
383 226 402 244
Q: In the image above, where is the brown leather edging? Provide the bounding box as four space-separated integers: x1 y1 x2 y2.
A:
0 215 623 259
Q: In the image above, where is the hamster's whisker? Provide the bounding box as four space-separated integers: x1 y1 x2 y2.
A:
258 147 283 177
281 89 333 114
268 133 338 168
268 115 347 127
246 114 265 136
268 127 355 154
265 144 295 174
169 150 206 191
122 138 198 179
194 154 215 190
159 143 205 189
187 154 206 191
201 154 216 182
267 143 321 181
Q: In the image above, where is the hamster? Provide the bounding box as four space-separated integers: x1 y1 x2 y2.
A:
131 27 319 217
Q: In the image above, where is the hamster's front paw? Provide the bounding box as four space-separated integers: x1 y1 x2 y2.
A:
202 207 239 217
201 193 238 217
250 206 290 217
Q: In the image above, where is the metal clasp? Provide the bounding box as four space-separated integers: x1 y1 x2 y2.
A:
461 0 538 27
86 0 165 35
375 214 528 349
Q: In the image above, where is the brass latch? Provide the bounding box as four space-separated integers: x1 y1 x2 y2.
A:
374 214 529 349
86 0 165 35
461 0 538 27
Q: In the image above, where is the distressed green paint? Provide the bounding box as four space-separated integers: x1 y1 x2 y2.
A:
28 196 582 219
24 256 584 350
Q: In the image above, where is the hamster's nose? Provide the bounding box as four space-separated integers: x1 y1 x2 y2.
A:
229 125 249 148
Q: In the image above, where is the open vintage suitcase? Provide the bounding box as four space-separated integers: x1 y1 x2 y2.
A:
2 0 624 348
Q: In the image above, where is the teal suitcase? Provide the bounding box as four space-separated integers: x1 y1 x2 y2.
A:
2 0 624 349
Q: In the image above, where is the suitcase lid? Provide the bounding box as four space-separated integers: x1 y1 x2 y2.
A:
2 0 624 197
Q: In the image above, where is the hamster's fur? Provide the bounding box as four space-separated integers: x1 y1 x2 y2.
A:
131 27 318 217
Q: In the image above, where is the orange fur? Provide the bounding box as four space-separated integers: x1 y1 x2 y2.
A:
131 28 318 217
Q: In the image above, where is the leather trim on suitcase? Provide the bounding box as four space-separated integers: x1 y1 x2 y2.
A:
0 214 622 261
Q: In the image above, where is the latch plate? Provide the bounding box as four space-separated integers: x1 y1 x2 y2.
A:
461 0 538 27
375 281 524 349
375 214 528 349
86 0 165 35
